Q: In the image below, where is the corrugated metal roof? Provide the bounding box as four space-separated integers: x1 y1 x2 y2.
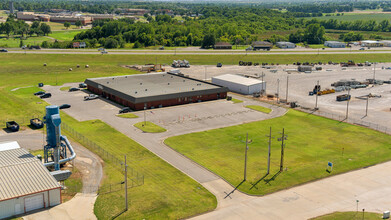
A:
0 148 60 201
0 141 21 152
212 74 264 86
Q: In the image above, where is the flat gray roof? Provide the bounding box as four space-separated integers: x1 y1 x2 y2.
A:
85 72 228 104
0 146 60 201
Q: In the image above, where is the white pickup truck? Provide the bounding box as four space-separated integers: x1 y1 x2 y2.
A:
84 94 99 101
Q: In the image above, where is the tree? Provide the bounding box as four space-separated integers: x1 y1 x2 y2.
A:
40 23 51 36
201 34 215 49
304 23 325 44
2 22 14 38
104 38 119 48
64 22 71 29
41 41 49 48
75 20 82 28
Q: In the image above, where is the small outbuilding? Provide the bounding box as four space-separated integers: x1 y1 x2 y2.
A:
252 41 273 51
212 74 266 95
276 42 296 49
324 41 346 48
214 42 232 49
0 141 61 219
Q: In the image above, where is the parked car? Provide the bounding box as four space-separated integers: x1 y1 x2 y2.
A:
34 91 45 96
59 104 71 109
79 83 87 88
119 107 131 114
68 87 80 92
359 48 365 50
84 94 99 101
30 118 44 129
40 93 51 99
217 63 222 67
159 46 165 50
101 50 108 54
0 49 8 52
6 121 19 132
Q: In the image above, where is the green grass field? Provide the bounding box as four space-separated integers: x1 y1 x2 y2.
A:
0 36 53 48
116 113 139 118
50 30 84 41
134 121 166 133
312 211 381 220
165 110 391 195
0 53 216 219
61 115 216 219
309 13 391 23
245 105 271 114
231 98 243 103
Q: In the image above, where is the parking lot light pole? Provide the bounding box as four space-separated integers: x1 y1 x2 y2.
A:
365 95 369 117
315 80 319 110
244 133 249 181
346 88 351 120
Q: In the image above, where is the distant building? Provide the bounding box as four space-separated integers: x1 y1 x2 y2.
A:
361 40 383 47
212 74 266 95
17 12 50 22
214 42 232 50
0 141 61 219
89 14 115 21
252 41 273 51
276 42 296 49
324 41 346 48
50 16 92 25
380 40 391 47
119 8 149 16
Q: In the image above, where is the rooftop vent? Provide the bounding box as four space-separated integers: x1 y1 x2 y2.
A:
140 82 142 85
183 80 185 82
135 91 137 94
168 83 170 85
145 89 148 91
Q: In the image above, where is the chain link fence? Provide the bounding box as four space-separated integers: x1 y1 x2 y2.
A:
61 122 144 191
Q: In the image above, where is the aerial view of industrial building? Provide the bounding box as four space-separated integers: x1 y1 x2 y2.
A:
85 72 228 110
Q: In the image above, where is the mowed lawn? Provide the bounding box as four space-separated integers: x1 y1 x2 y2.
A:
312 211 382 220
165 110 391 195
61 114 216 219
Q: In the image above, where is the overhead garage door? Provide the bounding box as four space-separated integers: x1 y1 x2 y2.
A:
25 194 44 212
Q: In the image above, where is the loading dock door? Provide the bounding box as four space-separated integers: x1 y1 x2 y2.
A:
25 194 44 212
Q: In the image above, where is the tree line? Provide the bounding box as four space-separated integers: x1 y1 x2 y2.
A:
0 15 51 38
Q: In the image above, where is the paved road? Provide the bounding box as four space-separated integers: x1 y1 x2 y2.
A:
7 50 391 55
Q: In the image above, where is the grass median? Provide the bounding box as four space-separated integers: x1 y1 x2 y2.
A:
134 121 166 133
245 105 272 114
165 110 391 195
311 211 381 220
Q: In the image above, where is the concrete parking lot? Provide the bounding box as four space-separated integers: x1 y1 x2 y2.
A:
170 64 391 129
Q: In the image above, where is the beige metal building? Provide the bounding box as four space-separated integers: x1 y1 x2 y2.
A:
0 141 61 219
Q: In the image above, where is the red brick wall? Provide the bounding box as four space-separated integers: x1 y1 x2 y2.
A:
87 85 227 111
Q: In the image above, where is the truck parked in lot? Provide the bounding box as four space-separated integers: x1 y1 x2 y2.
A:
30 118 44 129
84 94 99 101
6 121 20 132
336 94 351 101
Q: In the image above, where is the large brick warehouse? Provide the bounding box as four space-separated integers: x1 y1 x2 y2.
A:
84 72 229 110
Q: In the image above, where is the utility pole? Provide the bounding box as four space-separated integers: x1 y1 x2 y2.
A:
278 128 288 172
124 155 128 211
277 79 280 103
315 80 319 110
285 75 289 103
266 127 273 175
346 88 351 120
204 66 207 81
260 72 265 96
244 133 249 181
144 104 147 126
365 94 369 117
373 62 376 85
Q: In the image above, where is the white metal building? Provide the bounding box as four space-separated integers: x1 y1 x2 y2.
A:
379 40 391 47
361 40 383 47
0 141 61 219
212 74 266 95
324 41 346 48
276 42 296 49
